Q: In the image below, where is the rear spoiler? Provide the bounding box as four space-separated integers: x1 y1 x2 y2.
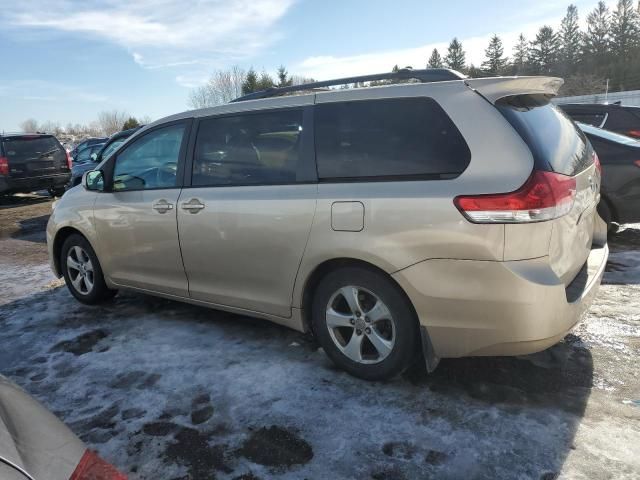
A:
464 76 564 104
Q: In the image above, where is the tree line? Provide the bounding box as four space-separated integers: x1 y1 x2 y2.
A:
190 0 640 107
428 0 640 95
19 111 151 138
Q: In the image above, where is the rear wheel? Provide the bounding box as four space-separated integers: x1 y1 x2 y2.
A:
311 266 419 380
61 234 117 304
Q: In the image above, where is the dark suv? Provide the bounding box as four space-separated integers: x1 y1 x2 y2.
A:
0 134 71 196
559 103 640 138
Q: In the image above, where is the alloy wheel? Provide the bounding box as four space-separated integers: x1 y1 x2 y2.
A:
325 286 396 364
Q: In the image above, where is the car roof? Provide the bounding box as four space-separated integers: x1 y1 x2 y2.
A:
0 133 54 139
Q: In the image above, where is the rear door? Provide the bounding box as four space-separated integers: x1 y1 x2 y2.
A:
1 135 68 179
177 107 317 317
497 95 598 285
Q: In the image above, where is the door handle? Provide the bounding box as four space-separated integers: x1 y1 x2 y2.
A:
181 198 205 213
152 199 174 213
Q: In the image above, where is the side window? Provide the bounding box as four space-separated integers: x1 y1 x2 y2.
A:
315 98 471 180
113 124 185 191
192 109 303 186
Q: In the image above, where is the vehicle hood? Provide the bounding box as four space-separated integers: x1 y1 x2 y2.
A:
0 375 85 479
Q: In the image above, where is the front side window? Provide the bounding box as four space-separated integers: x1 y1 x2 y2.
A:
192 110 303 186
113 124 185 191
314 98 471 180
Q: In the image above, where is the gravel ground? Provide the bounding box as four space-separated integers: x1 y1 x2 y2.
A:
1 194 639 480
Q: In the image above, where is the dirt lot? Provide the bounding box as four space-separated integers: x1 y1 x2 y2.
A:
1 194 639 480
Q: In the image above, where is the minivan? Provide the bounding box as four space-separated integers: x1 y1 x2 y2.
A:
47 69 608 380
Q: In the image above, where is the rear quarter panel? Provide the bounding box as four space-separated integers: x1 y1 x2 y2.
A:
293 82 534 307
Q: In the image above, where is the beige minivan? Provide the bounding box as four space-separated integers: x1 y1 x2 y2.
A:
47 69 608 380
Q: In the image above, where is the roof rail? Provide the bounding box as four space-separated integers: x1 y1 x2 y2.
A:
230 68 466 103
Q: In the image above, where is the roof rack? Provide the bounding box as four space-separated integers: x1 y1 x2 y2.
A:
230 68 466 103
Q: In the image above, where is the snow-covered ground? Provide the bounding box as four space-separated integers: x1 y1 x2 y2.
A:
1 207 639 479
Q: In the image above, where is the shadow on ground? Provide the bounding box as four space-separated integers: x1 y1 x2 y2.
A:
0 284 593 480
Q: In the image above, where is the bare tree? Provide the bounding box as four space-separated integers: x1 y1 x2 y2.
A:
20 118 39 133
40 121 63 135
290 75 316 86
189 65 246 108
97 110 129 136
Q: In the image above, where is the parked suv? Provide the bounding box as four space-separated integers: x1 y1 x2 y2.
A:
0 133 71 196
559 102 640 138
47 70 608 380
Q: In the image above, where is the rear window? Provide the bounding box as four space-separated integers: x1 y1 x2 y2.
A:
314 97 471 180
2 136 65 162
498 95 592 176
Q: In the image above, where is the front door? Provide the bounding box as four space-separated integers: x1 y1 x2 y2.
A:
94 121 190 297
177 108 316 317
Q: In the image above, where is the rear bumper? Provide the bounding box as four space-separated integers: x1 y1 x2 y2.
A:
0 174 70 194
392 243 608 358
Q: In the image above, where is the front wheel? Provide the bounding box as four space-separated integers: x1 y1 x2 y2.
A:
61 234 117 304
311 267 420 380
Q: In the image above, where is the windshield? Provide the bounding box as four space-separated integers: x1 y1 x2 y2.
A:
577 122 640 146
100 138 127 161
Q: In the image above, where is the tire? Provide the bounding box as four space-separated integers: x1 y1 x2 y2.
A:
49 187 65 197
597 199 618 235
61 234 117 304
311 266 420 380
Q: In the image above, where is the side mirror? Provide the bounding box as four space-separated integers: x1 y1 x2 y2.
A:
83 170 104 192
90 153 98 162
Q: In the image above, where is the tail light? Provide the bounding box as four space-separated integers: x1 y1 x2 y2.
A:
66 151 73 170
0 156 8 176
454 170 577 223
69 450 127 480
634 160 640 168
627 130 640 138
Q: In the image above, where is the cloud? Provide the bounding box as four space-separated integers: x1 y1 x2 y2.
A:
5 0 296 72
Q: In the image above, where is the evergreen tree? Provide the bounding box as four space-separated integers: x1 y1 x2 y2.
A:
242 68 259 94
276 65 292 87
444 38 466 70
560 5 582 74
583 1 611 73
481 34 507 74
427 48 443 68
610 0 640 89
122 117 140 130
529 26 560 74
511 33 530 75
611 0 640 58
257 70 275 90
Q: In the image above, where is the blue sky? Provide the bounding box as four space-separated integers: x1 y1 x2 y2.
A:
0 0 612 131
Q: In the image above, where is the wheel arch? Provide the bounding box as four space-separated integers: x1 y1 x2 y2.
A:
52 226 91 277
300 257 416 333
299 257 440 372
